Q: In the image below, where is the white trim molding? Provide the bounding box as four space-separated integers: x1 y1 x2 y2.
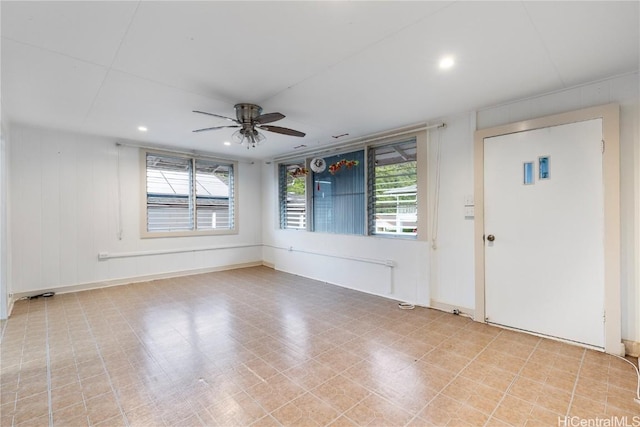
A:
429 299 475 319
11 261 263 303
623 339 640 358
97 243 261 260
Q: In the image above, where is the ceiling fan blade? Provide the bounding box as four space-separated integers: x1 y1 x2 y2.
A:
255 112 285 124
259 125 306 137
192 125 240 133
192 110 238 123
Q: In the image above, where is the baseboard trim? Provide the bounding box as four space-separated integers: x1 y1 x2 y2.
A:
262 261 275 269
429 299 475 319
11 261 263 301
623 339 640 357
272 265 408 305
7 295 15 317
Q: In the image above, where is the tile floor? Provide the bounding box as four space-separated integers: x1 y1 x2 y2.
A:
1 266 638 426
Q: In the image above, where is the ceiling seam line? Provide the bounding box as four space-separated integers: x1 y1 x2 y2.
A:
521 2 566 88
81 1 142 125
1 36 230 106
1 36 110 69
106 67 232 104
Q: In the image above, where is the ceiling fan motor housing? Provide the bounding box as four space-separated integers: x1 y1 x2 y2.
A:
234 103 262 124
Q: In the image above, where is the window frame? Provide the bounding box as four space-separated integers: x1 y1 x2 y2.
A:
140 149 238 238
367 138 418 239
279 160 309 231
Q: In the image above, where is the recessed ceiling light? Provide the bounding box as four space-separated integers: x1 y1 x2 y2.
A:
439 56 455 70
137 126 148 132
223 141 231 146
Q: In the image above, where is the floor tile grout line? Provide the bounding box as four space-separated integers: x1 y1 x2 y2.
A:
481 338 544 427
404 328 508 426
317 391 367 427
250 414 283 427
223 289 366 421
62 296 93 424
7 302 33 426
565 349 587 418
44 299 54 427
240 347 365 425
74 293 130 427
9 302 30 422
305 371 371 426
54 300 78 423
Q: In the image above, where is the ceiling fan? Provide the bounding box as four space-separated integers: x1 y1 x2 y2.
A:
193 103 306 148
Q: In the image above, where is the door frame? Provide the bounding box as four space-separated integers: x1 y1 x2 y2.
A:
473 103 622 355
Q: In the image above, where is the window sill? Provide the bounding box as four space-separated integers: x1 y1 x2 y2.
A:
141 229 238 239
371 233 418 241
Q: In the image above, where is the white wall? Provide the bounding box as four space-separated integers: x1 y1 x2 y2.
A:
0 121 9 319
261 159 431 307
8 125 263 296
426 113 476 312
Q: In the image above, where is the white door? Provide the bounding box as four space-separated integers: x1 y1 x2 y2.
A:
484 119 605 348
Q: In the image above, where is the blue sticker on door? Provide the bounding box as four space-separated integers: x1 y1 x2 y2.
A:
523 162 534 185
539 156 550 180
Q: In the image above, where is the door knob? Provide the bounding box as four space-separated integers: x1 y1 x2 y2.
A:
487 235 495 242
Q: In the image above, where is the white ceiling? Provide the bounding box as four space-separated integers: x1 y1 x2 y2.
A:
2 1 638 160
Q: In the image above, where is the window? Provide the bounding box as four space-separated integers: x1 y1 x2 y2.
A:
368 139 417 236
312 150 365 235
279 162 307 229
277 138 418 238
143 151 236 236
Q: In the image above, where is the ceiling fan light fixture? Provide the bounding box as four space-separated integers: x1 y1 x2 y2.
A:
232 128 266 149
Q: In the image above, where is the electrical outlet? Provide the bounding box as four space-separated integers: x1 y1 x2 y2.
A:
464 194 474 206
